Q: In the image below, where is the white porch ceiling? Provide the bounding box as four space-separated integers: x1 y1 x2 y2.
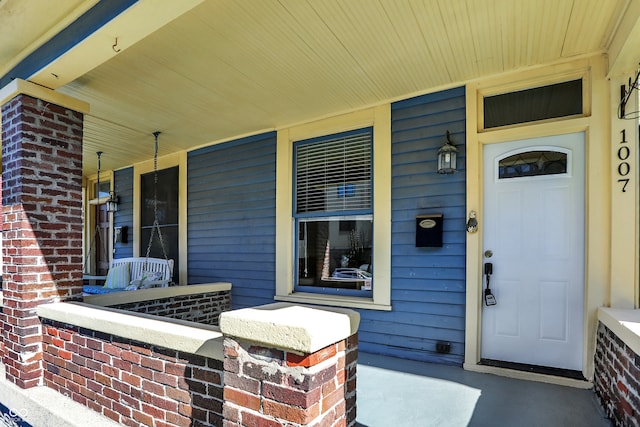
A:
0 0 636 175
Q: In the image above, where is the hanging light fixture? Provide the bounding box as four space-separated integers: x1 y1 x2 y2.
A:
89 151 119 212
98 150 119 212
437 130 458 174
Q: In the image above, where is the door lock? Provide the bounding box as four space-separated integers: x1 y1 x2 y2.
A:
484 262 496 306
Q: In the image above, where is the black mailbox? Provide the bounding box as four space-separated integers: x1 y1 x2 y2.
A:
416 214 444 247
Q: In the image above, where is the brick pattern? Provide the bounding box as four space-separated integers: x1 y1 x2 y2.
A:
42 319 224 427
594 322 640 426
1 94 83 388
109 290 231 326
223 333 358 427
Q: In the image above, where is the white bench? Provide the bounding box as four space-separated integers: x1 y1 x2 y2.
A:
83 257 174 295
112 257 174 288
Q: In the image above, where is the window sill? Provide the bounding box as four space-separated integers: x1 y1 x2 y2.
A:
275 292 392 311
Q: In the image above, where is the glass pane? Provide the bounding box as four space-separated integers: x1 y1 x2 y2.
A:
95 181 110 199
140 225 179 276
141 166 179 227
140 166 179 276
295 129 372 214
484 79 582 129
498 150 567 179
297 217 372 290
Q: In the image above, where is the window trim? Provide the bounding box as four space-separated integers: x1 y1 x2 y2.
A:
275 105 392 311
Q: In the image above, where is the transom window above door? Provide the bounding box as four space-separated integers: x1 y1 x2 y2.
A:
483 79 583 129
497 149 569 179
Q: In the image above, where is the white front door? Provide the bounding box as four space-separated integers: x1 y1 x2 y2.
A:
481 132 585 371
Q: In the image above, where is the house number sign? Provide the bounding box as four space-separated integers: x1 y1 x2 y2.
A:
617 129 631 193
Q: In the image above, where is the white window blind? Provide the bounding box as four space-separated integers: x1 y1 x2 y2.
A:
295 130 372 214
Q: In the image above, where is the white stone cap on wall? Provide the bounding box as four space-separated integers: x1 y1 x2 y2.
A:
38 301 224 360
219 302 360 354
598 307 640 356
84 282 232 306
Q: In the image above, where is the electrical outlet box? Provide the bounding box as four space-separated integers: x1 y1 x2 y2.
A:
436 341 451 354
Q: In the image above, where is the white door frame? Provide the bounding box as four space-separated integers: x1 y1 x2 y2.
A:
480 134 585 371
464 129 593 387
463 58 612 386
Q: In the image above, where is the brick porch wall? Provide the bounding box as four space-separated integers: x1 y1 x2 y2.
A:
222 334 358 427
594 322 640 426
108 290 231 326
37 301 359 426
42 319 224 427
1 92 84 388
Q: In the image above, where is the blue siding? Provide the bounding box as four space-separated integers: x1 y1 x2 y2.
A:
113 167 134 258
357 86 466 365
108 88 466 366
187 132 277 308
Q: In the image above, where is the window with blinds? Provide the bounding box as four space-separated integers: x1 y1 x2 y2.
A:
295 129 372 215
294 128 373 293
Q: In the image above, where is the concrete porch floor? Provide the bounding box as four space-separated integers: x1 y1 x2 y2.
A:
356 352 612 427
0 353 612 426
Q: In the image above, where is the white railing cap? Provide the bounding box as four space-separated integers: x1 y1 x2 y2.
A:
219 302 360 354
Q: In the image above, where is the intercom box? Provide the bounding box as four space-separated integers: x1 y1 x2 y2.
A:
416 214 444 247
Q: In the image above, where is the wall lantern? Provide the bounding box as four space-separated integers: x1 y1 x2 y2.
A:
106 192 119 213
437 131 458 174
89 151 119 212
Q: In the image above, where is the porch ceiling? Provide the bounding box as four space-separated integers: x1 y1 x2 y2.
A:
0 0 636 176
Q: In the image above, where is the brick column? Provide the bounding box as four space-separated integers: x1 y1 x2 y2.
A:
594 318 640 426
219 303 359 427
0 80 87 388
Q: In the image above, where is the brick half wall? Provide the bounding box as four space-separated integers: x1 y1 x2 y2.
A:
222 334 358 426
37 300 360 427
595 314 640 426
84 283 232 327
108 290 230 326
42 319 224 426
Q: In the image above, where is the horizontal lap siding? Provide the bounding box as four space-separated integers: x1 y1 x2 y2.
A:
114 167 134 258
187 132 277 308
358 87 466 365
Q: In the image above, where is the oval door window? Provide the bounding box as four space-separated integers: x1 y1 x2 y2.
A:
498 150 568 179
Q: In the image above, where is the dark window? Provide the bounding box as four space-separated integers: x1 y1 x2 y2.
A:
294 128 373 293
484 79 583 129
498 150 568 179
141 166 179 271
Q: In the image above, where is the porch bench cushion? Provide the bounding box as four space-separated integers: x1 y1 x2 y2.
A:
83 285 130 295
104 262 130 289
82 257 174 295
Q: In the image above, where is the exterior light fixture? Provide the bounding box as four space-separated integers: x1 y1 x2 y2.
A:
106 192 119 213
437 130 458 174
90 151 119 212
